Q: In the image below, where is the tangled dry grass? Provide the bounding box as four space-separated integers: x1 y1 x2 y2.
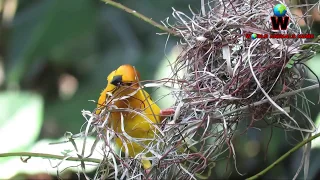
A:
74 0 320 179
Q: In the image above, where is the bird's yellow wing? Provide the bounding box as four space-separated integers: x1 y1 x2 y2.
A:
95 64 162 170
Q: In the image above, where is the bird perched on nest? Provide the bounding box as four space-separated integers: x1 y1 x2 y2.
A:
95 64 163 171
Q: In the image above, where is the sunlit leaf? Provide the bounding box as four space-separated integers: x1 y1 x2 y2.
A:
0 91 44 160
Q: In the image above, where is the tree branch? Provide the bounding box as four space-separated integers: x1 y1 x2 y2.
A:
101 0 179 36
0 152 101 163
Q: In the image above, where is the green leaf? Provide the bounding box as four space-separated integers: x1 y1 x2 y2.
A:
61 149 73 156
0 91 44 158
300 35 320 51
285 57 296 69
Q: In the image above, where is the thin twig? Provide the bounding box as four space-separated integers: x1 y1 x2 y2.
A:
0 152 101 163
246 132 320 180
217 84 320 119
101 0 179 36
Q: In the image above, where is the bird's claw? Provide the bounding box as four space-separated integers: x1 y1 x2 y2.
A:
160 108 175 116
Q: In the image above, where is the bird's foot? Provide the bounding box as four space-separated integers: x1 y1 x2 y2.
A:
144 169 152 180
145 168 151 175
160 108 175 116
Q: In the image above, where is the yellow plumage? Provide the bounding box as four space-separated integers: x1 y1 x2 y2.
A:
95 64 162 170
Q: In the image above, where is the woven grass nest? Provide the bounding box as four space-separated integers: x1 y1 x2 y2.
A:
78 0 320 179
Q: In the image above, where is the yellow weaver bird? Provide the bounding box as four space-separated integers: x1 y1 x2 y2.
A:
95 64 163 170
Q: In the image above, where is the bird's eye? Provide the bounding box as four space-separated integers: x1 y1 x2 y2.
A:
111 75 122 86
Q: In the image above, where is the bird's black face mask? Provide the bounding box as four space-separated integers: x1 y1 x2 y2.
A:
110 75 122 86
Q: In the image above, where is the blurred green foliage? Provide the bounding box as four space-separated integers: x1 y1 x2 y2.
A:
2 0 197 136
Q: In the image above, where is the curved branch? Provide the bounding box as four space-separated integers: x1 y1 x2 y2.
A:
246 132 320 180
0 152 101 163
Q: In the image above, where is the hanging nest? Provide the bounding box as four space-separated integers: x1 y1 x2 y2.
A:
75 0 320 179
158 0 320 179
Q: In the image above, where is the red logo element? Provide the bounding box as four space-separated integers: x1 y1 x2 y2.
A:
271 16 289 30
